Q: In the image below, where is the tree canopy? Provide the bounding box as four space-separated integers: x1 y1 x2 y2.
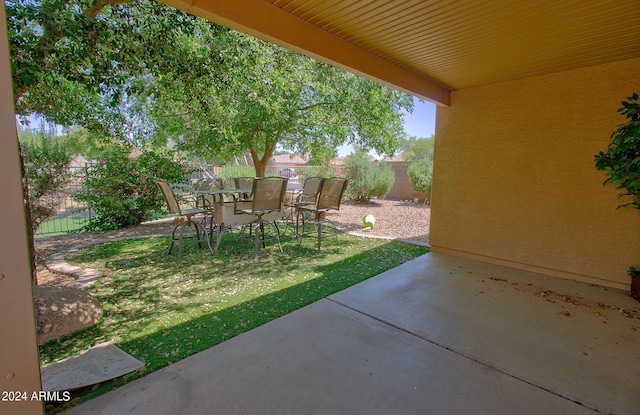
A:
401 134 435 161
8 0 414 175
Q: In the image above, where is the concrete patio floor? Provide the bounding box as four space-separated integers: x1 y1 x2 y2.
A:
63 253 639 415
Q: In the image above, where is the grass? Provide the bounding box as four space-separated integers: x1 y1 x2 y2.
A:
40 228 427 409
35 216 87 237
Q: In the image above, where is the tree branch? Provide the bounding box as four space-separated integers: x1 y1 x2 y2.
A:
84 0 132 18
298 101 334 112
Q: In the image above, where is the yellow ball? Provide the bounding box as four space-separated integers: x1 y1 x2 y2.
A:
363 214 376 229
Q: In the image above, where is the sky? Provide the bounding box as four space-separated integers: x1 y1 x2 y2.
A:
337 97 436 156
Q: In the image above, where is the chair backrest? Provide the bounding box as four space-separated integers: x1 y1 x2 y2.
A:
234 176 255 199
251 177 288 213
299 177 324 204
317 178 348 211
192 177 223 191
156 180 182 215
234 177 254 191
192 177 223 208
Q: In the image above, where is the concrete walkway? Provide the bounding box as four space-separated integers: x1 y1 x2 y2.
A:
63 253 639 415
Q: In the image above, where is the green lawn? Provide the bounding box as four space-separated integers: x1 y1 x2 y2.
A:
41 229 427 406
35 216 87 237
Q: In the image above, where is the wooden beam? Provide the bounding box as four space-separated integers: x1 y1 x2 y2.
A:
0 3 43 414
159 0 451 106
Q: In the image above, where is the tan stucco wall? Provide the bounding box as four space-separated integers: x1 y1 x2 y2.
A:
384 161 429 202
430 58 640 289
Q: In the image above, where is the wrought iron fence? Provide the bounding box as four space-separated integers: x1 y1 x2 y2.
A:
35 163 306 236
34 164 93 237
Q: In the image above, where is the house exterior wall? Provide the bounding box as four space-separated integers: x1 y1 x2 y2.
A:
430 58 640 289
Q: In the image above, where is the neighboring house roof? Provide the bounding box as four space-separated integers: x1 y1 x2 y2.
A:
271 154 308 165
329 156 346 166
383 154 407 163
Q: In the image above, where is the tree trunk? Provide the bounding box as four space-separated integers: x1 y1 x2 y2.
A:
253 158 266 177
18 143 37 285
250 146 275 178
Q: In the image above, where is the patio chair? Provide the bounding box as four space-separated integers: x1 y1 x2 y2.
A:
296 177 324 206
282 177 324 234
296 177 348 253
192 177 224 209
156 180 214 261
234 177 288 259
233 177 255 200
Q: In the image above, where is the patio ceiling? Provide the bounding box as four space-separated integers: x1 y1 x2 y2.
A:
162 1 640 106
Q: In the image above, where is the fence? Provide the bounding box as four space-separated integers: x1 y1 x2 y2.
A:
36 163 276 237
34 164 93 237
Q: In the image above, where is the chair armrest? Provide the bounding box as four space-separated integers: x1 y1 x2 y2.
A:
176 193 198 208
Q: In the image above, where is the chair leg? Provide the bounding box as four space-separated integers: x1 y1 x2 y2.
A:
169 224 178 255
212 225 224 255
259 221 266 248
273 221 283 253
177 221 187 261
169 215 214 261
317 220 321 253
192 218 203 250
253 219 261 260
194 215 214 256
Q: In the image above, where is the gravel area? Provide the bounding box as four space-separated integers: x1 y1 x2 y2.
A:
327 199 430 243
35 199 430 286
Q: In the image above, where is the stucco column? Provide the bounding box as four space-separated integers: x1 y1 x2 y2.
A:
0 3 44 414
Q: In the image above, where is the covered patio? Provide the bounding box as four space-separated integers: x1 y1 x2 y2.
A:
62 253 639 414
1 2 639 414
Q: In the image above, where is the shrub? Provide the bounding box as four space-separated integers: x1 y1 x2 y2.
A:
595 92 640 210
297 164 338 184
76 145 186 231
343 152 395 203
21 138 72 232
407 157 433 204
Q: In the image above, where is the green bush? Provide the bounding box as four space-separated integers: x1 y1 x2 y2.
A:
407 157 433 204
297 164 338 184
76 145 186 231
344 152 395 203
21 138 72 232
595 92 640 210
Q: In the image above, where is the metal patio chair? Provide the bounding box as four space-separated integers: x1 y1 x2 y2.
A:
296 177 348 253
234 177 288 259
296 177 324 207
156 180 214 261
233 177 255 200
192 177 224 209
281 177 324 235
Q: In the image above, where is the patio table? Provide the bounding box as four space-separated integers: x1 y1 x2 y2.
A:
193 188 252 254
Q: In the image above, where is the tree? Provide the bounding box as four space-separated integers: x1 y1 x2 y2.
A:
146 33 414 176
8 0 223 140
8 0 414 177
402 135 435 204
401 135 435 161
20 131 72 232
